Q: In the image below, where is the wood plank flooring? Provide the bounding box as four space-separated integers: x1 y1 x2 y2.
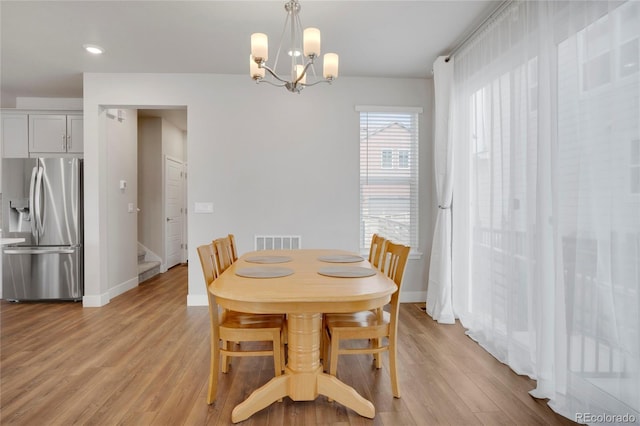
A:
1 264 576 425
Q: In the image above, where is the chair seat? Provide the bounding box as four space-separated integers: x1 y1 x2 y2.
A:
222 311 284 331
325 310 390 330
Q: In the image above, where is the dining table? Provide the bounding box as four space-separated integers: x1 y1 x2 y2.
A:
208 248 397 423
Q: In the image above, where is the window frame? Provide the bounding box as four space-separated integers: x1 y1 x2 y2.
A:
356 105 422 254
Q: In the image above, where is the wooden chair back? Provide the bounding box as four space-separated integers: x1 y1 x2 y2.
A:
196 243 221 346
213 237 234 274
380 241 410 290
197 243 219 285
228 234 239 262
368 233 386 270
380 240 410 319
197 243 218 405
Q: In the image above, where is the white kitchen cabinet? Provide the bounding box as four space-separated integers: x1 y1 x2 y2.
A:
1 112 29 158
29 114 83 154
66 115 83 154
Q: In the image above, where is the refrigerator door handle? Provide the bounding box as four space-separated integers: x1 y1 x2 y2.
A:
4 248 75 255
34 166 45 237
29 166 38 236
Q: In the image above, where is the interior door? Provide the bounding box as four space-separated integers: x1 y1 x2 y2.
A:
165 156 184 269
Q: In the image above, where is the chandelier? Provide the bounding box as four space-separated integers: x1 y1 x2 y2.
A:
249 0 339 93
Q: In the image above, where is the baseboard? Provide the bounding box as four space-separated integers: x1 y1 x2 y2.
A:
399 290 426 303
109 276 139 300
82 292 111 307
81 276 142 307
187 293 208 307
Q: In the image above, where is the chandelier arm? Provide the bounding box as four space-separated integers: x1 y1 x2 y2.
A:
260 63 291 84
294 56 315 84
299 78 334 88
258 79 288 88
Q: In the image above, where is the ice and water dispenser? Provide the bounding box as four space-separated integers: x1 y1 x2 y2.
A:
8 198 30 233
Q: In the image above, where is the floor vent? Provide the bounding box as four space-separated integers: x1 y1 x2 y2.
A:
255 235 302 251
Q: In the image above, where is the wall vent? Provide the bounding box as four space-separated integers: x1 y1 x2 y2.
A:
255 235 302 251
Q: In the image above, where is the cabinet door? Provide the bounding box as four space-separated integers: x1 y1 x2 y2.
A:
1 113 29 158
29 115 67 153
66 115 83 153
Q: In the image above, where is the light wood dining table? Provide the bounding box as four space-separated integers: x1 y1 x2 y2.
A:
209 249 397 423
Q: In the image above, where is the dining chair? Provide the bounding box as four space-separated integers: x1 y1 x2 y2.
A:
216 235 288 347
368 233 386 270
213 237 234 274
322 240 410 398
197 243 285 404
228 233 239 262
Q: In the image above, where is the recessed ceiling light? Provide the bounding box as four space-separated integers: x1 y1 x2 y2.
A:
83 44 104 55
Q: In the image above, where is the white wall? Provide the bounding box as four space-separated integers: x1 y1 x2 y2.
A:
138 117 163 261
105 109 139 299
162 118 185 160
83 73 434 306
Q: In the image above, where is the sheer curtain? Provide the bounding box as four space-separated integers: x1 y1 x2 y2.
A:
426 56 455 324
451 0 639 422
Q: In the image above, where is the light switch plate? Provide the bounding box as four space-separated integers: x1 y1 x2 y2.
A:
194 202 214 214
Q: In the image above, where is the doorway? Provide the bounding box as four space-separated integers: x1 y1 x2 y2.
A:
137 109 187 277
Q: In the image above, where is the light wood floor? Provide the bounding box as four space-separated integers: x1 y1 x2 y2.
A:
1 264 576 425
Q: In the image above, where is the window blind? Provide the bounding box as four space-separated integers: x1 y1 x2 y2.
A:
358 108 420 251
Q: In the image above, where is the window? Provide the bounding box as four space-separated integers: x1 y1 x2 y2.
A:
398 150 410 169
358 106 421 252
381 150 393 169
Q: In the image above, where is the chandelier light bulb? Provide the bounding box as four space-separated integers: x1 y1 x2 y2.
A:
323 53 339 79
303 28 321 57
251 33 268 62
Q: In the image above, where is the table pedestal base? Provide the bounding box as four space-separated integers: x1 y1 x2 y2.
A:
230 313 375 423
231 369 375 423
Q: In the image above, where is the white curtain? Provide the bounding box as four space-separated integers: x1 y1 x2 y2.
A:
451 0 639 422
426 56 455 324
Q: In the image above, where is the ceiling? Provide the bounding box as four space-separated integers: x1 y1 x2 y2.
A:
0 0 499 108
138 108 188 131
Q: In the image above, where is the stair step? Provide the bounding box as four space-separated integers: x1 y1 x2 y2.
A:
138 260 161 283
137 247 146 262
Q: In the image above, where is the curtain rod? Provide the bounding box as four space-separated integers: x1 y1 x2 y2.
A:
445 0 513 62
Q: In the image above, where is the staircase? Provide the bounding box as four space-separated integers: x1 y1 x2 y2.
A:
138 247 161 283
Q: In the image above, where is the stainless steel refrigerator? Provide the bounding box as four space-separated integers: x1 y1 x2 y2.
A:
2 158 83 301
